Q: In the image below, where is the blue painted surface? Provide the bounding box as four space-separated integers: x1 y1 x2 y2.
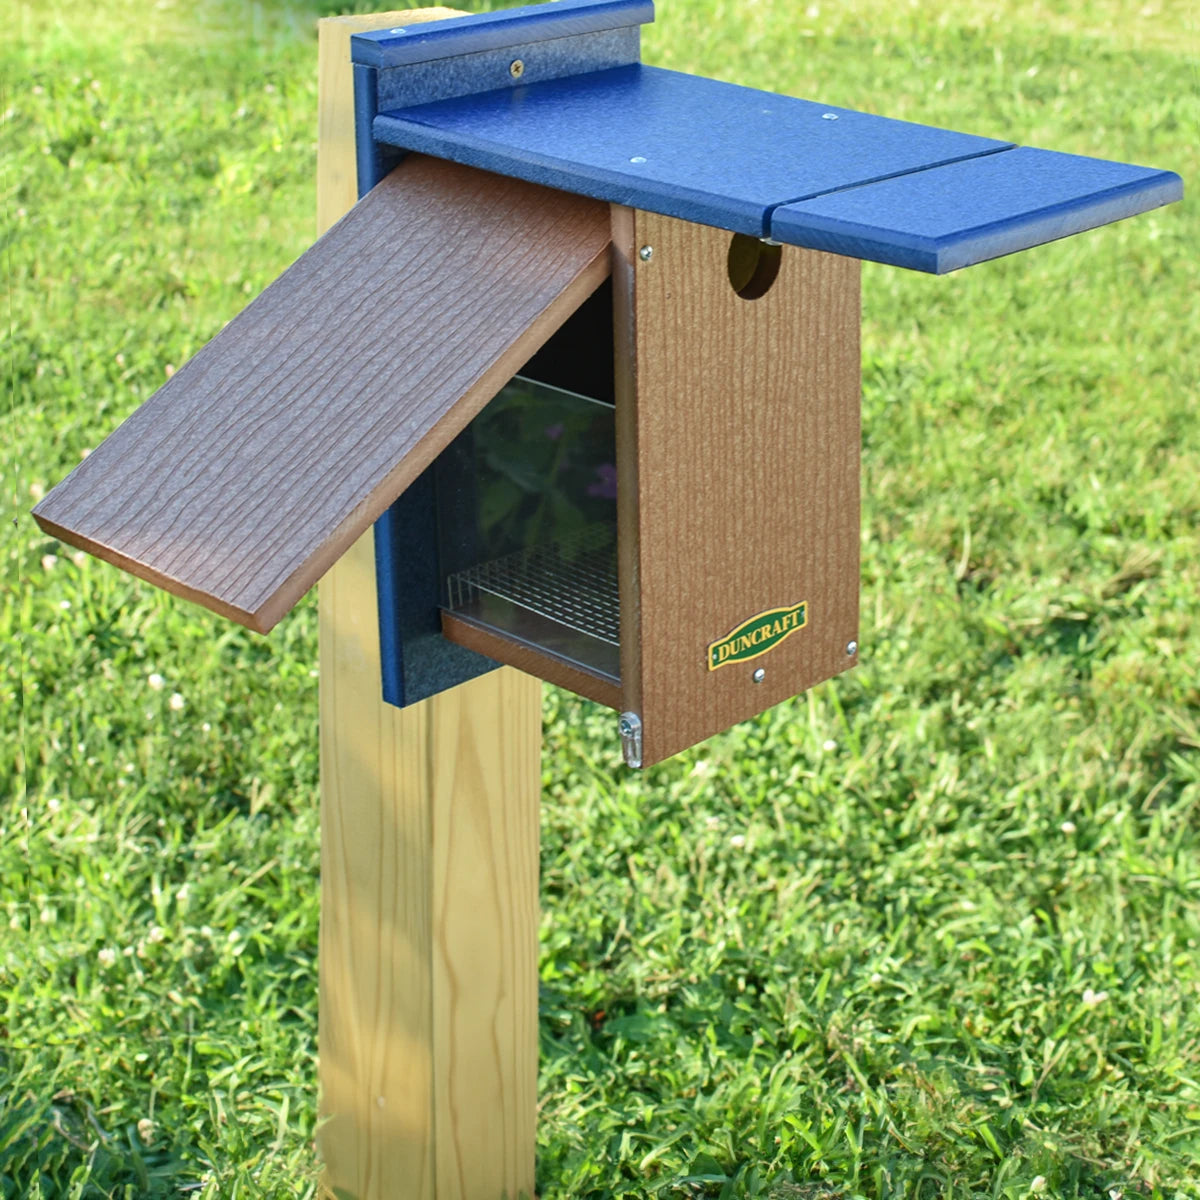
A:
352 0 653 69
355 59 499 709
376 64 1181 269
375 65 1012 237
375 27 640 112
373 471 498 709
770 147 1184 273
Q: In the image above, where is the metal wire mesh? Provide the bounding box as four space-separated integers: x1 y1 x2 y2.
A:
445 523 619 646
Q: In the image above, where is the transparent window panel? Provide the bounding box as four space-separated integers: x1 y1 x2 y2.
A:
438 376 619 685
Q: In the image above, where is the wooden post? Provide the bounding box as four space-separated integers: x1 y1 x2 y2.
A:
316 13 541 1200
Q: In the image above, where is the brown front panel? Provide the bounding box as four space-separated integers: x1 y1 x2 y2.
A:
615 210 861 766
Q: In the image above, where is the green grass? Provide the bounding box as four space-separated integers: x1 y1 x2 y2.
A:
4 0 1199 1195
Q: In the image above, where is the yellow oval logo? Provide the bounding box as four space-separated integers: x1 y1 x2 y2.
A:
708 603 807 671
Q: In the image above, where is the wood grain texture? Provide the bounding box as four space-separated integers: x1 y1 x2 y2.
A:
33 155 610 634
615 211 861 766
317 8 463 234
317 11 541 1200
429 673 541 1200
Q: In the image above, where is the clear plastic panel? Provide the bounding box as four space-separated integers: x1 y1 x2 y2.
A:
439 376 619 683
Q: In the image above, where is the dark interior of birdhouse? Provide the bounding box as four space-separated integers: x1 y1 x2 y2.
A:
436 281 622 699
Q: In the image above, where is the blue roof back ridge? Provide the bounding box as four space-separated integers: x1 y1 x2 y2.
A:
351 0 654 69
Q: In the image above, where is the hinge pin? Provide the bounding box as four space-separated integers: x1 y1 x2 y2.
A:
618 712 644 769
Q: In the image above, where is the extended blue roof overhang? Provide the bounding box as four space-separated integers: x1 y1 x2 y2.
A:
352 0 1181 274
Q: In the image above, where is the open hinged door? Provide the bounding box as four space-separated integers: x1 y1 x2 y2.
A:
33 156 611 633
614 209 862 768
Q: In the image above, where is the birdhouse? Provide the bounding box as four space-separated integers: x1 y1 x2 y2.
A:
32 0 1182 768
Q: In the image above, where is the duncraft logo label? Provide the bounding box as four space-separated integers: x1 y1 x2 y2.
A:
708 603 807 670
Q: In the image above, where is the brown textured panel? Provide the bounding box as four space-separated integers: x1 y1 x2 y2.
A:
441 612 622 711
33 156 611 633
614 210 861 766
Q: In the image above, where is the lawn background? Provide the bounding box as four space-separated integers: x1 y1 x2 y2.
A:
4 0 1199 1196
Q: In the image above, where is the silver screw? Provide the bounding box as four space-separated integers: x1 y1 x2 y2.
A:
822 112 839 120
509 59 525 79
630 155 647 164
846 640 858 656
752 667 766 683
639 245 653 262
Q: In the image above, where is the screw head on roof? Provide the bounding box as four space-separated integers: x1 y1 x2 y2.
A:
509 59 525 79
639 246 653 262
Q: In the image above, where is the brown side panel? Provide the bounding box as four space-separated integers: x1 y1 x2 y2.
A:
616 211 861 767
33 156 611 633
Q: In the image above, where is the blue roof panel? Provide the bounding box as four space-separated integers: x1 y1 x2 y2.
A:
770 146 1183 272
375 65 1012 237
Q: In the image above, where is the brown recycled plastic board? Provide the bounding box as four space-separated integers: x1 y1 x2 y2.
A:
444 207 862 767
32 157 611 633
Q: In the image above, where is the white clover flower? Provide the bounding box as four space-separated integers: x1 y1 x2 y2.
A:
729 833 747 849
71 551 87 568
147 673 165 691
1031 1177 1047 1194
137 1118 154 1144
169 693 185 712
176 883 190 902
98 948 117 967
1061 820 1077 834
822 739 838 752
46 798 61 814
1082 988 1109 1007
705 815 721 831
41 554 58 571
148 925 165 944
691 759 711 777
40 907 54 925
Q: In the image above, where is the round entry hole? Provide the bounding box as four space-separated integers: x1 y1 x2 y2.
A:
727 233 782 300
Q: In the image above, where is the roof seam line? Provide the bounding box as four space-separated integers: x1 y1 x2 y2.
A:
762 143 1019 236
